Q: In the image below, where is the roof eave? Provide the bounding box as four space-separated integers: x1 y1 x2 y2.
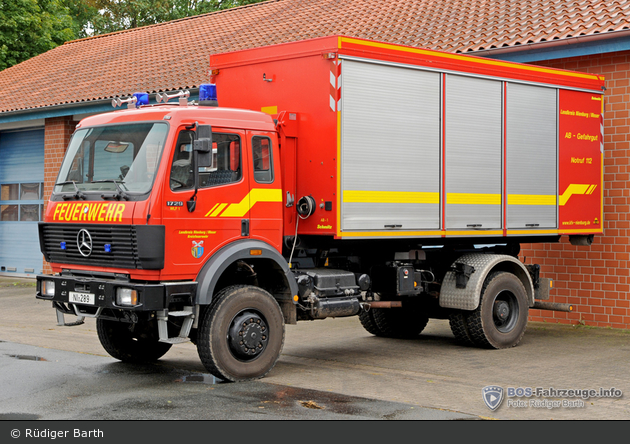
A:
0 99 114 124
471 29 630 60
0 89 201 125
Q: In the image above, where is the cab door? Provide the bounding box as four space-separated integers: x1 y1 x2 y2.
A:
162 127 249 279
246 131 283 252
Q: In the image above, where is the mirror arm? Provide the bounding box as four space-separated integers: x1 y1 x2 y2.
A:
187 150 199 212
187 123 212 212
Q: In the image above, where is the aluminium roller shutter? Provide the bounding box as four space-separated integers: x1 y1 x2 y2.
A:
340 59 441 232
444 74 503 230
506 83 558 228
0 128 45 276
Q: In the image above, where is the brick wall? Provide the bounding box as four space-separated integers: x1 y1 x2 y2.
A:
522 50 630 329
42 116 76 274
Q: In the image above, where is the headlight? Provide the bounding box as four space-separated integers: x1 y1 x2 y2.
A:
41 280 55 297
116 288 138 306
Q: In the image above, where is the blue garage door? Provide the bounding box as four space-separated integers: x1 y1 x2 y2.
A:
0 128 45 277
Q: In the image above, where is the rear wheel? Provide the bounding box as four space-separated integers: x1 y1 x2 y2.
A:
197 285 285 382
369 295 429 339
449 311 475 346
358 309 384 336
373 308 429 339
465 271 529 349
96 318 172 363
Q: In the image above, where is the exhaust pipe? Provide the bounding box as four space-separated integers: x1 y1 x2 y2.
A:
533 301 574 312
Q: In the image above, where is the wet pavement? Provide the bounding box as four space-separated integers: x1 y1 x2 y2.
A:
0 341 473 420
1 275 629 420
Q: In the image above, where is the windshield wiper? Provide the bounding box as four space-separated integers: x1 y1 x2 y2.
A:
55 181 86 200
92 179 130 201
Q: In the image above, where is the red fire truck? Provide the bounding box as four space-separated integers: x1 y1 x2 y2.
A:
36 36 605 381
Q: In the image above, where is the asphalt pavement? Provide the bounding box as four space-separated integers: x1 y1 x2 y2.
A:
1 275 629 420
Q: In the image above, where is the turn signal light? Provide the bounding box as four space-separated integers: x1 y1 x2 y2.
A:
116 288 138 306
42 280 55 297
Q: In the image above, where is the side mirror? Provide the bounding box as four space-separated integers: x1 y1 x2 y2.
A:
194 125 212 153
194 124 212 169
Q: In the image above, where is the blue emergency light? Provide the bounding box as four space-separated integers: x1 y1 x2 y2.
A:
60 242 66 250
104 244 112 253
133 92 149 106
199 84 218 106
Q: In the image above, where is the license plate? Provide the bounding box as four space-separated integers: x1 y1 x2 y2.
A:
69 291 95 305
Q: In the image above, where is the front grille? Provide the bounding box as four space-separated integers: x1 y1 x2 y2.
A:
40 223 140 269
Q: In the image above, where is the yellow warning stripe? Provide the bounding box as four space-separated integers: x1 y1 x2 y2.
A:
343 190 439 204
507 194 556 206
207 189 283 218
336 111 342 238
345 191 559 206
447 193 501 205
208 203 227 217
560 228 604 234
506 229 559 235
339 229 506 238
559 184 597 206
339 37 601 82
261 106 278 115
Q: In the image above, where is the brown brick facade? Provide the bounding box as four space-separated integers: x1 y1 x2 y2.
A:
523 50 630 329
42 116 76 274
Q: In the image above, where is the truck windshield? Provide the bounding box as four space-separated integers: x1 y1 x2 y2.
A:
54 123 168 197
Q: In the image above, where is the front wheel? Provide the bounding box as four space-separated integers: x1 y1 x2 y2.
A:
197 285 285 382
465 271 529 349
96 318 172 363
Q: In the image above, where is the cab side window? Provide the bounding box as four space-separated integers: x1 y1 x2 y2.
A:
200 133 242 188
169 130 194 191
252 136 273 184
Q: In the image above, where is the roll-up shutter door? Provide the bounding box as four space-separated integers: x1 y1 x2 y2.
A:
506 83 557 228
445 75 503 230
340 60 441 232
0 128 45 276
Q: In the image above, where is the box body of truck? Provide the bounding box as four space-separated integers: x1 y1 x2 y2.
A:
211 35 604 242
36 36 605 381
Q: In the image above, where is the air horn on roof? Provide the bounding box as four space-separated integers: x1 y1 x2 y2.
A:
111 92 149 109
156 90 190 106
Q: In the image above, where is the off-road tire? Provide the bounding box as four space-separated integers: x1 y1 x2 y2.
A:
449 311 475 346
371 299 429 339
465 271 529 349
358 309 384 336
96 318 172 363
197 285 285 382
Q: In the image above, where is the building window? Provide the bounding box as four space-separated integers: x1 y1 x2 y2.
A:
0 205 18 221
1 184 19 200
20 183 41 200
0 182 43 222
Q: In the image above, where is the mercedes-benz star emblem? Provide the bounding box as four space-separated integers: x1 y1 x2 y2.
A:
77 229 93 257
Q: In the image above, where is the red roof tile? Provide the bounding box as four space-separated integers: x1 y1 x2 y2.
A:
1 0 629 114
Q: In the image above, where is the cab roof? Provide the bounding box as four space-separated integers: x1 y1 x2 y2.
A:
77 104 277 132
